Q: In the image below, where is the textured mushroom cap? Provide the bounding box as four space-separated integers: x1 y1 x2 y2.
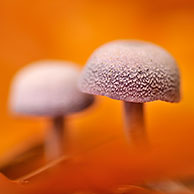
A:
9 60 94 116
78 40 180 103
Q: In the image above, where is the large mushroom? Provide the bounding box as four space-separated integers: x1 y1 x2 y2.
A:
78 40 180 143
9 60 94 160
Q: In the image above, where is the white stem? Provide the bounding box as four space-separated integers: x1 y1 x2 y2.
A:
45 116 65 160
123 102 146 143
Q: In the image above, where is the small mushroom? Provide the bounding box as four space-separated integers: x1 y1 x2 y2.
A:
78 40 180 143
9 60 94 160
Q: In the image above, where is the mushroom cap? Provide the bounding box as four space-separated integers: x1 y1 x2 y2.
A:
78 40 181 103
9 60 94 116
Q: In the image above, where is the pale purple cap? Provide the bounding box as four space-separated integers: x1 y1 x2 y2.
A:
9 60 94 116
78 40 181 103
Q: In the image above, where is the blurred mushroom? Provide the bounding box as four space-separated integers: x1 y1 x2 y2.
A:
78 40 180 143
9 60 94 160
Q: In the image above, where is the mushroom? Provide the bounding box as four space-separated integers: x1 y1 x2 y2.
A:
9 60 94 160
78 40 180 143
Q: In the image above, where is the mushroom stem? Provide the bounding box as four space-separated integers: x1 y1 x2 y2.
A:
123 102 146 144
45 115 65 160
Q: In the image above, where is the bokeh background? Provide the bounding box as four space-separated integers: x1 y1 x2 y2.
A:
0 0 194 193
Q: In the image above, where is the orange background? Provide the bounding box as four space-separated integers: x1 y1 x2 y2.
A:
0 0 194 192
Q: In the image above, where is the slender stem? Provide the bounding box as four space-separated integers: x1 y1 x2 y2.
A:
123 102 146 144
45 116 65 160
